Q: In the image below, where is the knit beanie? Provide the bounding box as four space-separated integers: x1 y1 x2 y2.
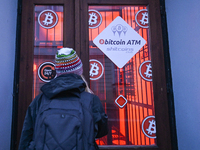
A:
55 48 83 75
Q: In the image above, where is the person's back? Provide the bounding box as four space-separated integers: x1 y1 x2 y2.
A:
18 48 108 150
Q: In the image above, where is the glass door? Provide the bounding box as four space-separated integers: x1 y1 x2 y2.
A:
80 0 173 149
88 6 156 146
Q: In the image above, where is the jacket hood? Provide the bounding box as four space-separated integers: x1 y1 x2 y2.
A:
40 74 86 99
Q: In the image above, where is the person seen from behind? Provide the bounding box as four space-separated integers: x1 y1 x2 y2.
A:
18 47 108 150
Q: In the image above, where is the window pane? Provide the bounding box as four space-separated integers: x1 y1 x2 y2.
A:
89 5 156 146
33 5 63 99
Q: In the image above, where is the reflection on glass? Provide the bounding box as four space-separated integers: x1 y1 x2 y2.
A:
89 6 156 146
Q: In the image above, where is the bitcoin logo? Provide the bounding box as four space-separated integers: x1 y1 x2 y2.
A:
140 12 148 25
89 59 104 80
139 60 152 81
38 9 58 29
90 63 99 77
89 12 98 25
88 10 102 29
144 63 152 78
146 120 156 135
142 116 156 139
99 39 104 44
135 9 149 28
43 12 53 25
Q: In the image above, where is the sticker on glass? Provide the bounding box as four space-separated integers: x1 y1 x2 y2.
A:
38 62 57 82
139 60 152 81
38 9 58 29
115 95 128 108
142 116 156 139
88 10 102 29
135 9 149 28
90 59 104 80
93 16 146 68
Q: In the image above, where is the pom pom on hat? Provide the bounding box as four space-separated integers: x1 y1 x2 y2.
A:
55 48 83 75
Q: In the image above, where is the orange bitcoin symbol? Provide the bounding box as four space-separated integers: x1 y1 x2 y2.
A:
89 59 104 80
88 10 102 29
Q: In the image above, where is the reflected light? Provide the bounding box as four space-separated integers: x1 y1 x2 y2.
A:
33 64 37 71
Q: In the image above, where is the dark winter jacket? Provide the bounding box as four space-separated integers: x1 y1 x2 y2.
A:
18 73 108 150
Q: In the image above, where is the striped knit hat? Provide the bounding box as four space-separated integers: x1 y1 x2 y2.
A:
55 48 83 75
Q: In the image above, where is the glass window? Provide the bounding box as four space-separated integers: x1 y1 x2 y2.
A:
33 5 63 98
88 5 156 146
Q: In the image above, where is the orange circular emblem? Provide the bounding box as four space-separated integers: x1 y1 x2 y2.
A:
38 9 58 29
88 10 102 29
139 60 152 81
38 62 57 82
89 59 104 80
135 9 149 28
142 116 156 139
